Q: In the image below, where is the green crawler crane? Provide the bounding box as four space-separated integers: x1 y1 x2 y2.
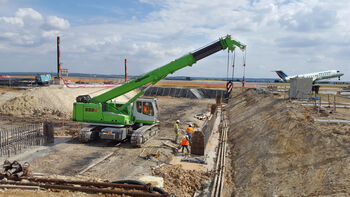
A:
73 35 246 146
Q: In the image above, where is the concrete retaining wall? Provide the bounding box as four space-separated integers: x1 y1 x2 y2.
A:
191 110 218 155
289 78 313 99
202 111 218 150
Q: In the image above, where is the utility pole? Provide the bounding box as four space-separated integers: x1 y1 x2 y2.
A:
125 58 127 82
57 36 61 79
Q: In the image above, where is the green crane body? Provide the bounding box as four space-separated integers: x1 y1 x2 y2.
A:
73 35 246 126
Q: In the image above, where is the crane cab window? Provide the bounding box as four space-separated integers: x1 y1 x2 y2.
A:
137 101 142 113
136 101 154 116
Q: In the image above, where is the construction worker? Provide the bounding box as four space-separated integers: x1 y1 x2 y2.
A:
143 103 148 114
181 135 189 154
186 124 194 142
174 120 180 144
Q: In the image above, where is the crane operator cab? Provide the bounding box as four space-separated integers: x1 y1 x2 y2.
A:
133 98 159 126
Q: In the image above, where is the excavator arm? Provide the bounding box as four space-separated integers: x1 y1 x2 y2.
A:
88 35 246 103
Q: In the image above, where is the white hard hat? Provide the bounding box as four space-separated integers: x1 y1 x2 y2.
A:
176 120 180 123
189 124 193 127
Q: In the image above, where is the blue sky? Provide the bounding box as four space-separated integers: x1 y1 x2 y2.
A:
2 0 158 25
0 0 349 80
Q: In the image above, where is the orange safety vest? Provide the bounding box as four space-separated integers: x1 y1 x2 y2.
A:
181 137 189 146
187 127 194 133
143 105 147 113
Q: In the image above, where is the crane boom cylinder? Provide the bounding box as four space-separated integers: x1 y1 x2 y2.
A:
88 35 245 104
192 40 223 61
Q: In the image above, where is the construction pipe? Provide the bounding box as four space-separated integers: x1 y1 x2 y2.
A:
210 106 228 197
16 177 148 190
217 113 227 197
212 138 222 197
314 119 350 123
298 101 350 105
112 179 145 185
0 180 168 197
301 104 350 108
0 185 39 190
219 114 228 196
210 108 222 197
18 177 169 195
216 121 224 197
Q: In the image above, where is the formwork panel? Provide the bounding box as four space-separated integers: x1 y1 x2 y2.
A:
289 78 313 99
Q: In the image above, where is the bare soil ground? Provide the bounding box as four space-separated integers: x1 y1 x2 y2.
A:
2 86 350 196
0 86 137 120
0 87 215 197
153 164 210 196
225 88 350 196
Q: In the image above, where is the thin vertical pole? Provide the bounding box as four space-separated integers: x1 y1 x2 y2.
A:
125 58 127 82
57 36 61 79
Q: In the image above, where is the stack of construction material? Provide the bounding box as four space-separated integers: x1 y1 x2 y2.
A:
1 160 32 179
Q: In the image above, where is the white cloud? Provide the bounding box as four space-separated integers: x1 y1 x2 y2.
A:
0 32 17 39
0 8 69 48
0 1 350 80
40 0 350 79
46 16 70 30
0 8 43 27
15 8 42 21
42 30 60 39
278 2 337 32
0 16 23 26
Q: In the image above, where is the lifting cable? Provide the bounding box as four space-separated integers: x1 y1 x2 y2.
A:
231 50 236 81
242 50 247 87
226 49 236 94
226 49 230 81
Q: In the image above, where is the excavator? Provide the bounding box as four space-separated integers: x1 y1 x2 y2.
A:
73 35 246 146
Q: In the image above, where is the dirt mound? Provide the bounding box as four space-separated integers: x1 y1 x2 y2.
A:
225 88 350 196
0 86 138 120
1 95 68 118
153 164 210 197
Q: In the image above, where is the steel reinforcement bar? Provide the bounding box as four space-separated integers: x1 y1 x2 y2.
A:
0 124 45 157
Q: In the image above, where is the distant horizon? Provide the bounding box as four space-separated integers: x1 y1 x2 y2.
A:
0 71 348 84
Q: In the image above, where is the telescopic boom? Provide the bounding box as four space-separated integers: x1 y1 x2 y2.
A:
89 35 246 103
